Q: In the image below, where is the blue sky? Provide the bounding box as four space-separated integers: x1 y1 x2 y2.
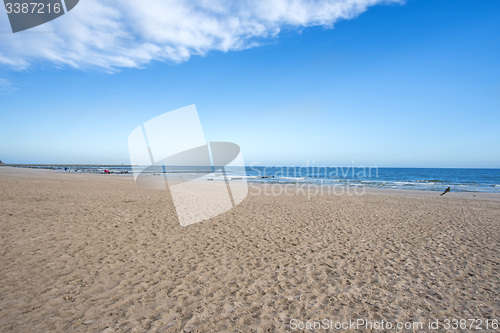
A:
0 0 499 167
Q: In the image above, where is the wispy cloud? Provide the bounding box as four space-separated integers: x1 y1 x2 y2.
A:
0 78 16 94
0 0 402 71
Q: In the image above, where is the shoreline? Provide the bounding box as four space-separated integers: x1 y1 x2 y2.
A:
2 165 499 200
248 182 500 201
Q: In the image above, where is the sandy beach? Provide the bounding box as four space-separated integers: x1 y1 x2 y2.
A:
0 166 499 332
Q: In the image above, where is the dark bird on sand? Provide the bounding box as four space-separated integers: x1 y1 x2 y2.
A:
440 187 451 196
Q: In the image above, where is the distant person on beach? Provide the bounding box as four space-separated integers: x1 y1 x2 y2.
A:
440 187 451 196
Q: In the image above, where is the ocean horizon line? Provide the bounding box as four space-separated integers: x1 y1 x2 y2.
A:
3 164 499 193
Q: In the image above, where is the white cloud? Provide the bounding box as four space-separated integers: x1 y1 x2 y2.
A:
0 0 402 71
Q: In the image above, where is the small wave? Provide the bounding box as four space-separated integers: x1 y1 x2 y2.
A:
418 179 445 183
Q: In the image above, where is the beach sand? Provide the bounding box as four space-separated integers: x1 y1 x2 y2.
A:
1 167 499 332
